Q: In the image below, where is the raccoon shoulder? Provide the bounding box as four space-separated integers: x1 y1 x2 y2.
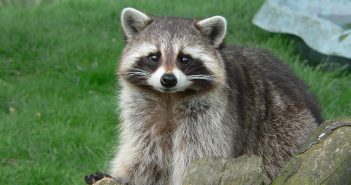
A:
221 45 322 124
221 45 305 88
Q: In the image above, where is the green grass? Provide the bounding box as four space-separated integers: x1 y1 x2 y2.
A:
0 0 350 184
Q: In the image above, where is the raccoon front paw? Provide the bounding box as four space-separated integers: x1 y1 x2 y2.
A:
84 171 130 185
84 171 112 185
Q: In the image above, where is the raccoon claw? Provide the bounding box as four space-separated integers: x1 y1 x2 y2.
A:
84 171 112 185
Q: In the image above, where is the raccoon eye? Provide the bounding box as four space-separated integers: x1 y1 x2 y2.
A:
148 54 160 63
179 55 192 64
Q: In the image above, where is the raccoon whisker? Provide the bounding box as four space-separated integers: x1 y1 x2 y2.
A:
210 79 238 95
124 71 151 78
126 68 152 75
193 63 226 74
187 75 215 81
125 72 149 76
203 64 225 71
130 68 151 74
139 66 153 73
184 65 205 74
192 74 238 94
188 74 237 94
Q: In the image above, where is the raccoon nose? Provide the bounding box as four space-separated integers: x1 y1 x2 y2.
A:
160 73 177 88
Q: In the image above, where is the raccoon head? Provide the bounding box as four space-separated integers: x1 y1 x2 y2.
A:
118 8 227 94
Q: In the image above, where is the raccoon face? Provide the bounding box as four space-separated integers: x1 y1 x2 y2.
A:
118 8 227 94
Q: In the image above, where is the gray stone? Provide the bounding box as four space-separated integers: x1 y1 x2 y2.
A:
252 0 351 59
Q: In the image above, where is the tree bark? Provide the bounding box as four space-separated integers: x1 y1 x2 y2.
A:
94 178 120 185
183 155 264 185
271 120 351 185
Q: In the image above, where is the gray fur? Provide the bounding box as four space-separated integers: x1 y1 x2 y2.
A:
195 16 227 48
110 8 322 185
121 8 151 41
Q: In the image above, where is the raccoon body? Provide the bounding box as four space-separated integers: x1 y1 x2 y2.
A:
109 8 322 185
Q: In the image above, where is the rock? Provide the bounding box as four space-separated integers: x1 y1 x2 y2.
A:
271 120 351 185
183 155 264 185
252 0 351 60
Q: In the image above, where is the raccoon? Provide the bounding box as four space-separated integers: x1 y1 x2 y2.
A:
106 8 322 185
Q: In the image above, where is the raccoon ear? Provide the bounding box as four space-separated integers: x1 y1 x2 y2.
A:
121 8 151 40
195 16 227 47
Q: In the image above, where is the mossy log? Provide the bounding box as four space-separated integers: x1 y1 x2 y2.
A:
92 155 263 185
271 120 351 185
89 120 351 185
183 155 264 185
94 178 120 185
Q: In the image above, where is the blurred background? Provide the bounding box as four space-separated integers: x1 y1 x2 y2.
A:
0 0 350 184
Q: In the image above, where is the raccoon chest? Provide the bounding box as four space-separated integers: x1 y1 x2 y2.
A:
134 99 212 184
145 99 211 136
148 107 175 135
132 105 176 184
